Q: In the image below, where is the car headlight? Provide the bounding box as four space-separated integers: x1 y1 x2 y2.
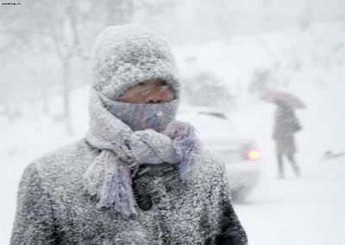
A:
247 150 260 161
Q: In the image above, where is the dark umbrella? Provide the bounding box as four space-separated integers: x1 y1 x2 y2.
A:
260 89 306 109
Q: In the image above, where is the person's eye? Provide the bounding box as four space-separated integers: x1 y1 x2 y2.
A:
138 82 145 86
160 81 168 86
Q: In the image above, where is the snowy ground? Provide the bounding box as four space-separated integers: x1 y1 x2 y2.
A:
234 155 345 245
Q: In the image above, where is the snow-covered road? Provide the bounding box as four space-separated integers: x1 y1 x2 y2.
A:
233 157 345 245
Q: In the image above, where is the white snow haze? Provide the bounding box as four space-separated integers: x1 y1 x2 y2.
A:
1 0 345 244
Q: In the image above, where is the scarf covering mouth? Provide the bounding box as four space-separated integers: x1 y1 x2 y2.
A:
83 87 202 219
99 92 178 132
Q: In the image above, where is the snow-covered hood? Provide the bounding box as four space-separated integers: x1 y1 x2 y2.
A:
91 25 181 100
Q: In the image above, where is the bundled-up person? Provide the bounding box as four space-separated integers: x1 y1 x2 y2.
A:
10 25 247 245
273 101 302 178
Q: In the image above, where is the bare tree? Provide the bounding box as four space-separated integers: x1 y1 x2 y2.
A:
0 0 135 133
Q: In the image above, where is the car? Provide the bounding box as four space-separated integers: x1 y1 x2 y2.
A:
177 106 261 201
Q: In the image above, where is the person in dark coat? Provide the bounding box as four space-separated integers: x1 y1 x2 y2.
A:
273 101 302 178
10 25 247 245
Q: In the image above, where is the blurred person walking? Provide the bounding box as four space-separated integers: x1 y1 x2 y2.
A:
261 89 305 179
273 101 302 178
10 25 247 244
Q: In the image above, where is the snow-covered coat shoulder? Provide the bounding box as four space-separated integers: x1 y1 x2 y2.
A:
11 139 248 245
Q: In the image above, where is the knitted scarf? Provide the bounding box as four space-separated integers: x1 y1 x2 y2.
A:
83 87 201 219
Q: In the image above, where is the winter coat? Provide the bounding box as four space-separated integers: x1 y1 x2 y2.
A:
273 104 301 155
10 139 248 245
